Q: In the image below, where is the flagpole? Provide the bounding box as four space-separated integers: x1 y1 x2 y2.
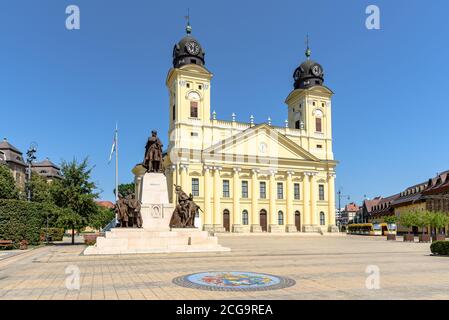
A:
115 122 119 225
115 122 119 202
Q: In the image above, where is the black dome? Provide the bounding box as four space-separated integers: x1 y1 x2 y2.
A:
172 25 205 68
293 48 324 89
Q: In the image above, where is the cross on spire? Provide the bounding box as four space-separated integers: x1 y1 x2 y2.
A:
185 9 192 34
305 34 311 59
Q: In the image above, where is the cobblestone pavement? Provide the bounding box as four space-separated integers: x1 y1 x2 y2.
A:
0 235 448 300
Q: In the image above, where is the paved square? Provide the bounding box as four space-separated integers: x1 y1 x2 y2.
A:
0 235 448 300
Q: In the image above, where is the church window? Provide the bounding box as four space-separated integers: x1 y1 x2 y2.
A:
277 183 284 199
198 85 202 90
241 181 248 198
319 184 325 200
295 120 300 129
186 83 190 88
320 212 326 225
260 182 266 199
190 101 198 118
294 183 300 200
172 105 175 121
278 211 284 225
223 180 230 198
242 210 249 225
315 117 322 132
317 144 322 149
192 178 199 196
313 101 316 106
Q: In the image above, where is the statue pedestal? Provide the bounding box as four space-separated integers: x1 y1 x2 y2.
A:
84 170 230 255
138 172 172 231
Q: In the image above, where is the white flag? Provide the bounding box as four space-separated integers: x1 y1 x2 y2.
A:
108 133 116 164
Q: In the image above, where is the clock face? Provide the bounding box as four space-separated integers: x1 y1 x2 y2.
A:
294 69 300 80
186 41 200 55
312 65 322 76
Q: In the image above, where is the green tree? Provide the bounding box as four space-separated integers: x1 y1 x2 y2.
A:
88 205 115 231
399 210 419 235
0 164 19 200
431 212 449 236
114 183 134 197
27 172 53 203
383 215 397 225
51 158 98 244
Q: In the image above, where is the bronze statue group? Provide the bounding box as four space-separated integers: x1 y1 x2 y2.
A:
114 131 202 229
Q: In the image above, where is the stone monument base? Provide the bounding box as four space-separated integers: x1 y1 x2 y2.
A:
83 228 230 255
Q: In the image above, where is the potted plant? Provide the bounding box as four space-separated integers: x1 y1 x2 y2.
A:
383 215 397 240
19 240 29 250
417 211 432 243
431 212 448 242
399 211 417 242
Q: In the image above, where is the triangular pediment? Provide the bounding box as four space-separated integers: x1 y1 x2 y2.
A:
203 123 320 164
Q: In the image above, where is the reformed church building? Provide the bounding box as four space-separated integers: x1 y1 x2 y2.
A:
160 22 338 233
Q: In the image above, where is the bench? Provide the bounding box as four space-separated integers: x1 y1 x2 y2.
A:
0 240 13 250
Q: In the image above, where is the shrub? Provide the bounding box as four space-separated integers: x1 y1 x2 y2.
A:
430 241 449 255
0 164 19 200
40 228 65 242
0 199 45 247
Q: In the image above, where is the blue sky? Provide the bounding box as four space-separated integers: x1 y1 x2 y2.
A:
1 0 449 205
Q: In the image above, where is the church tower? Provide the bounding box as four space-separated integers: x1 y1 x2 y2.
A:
285 40 334 161
166 19 213 154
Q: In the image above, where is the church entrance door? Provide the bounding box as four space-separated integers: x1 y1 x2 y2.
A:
223 210 230 232
260 210 268 232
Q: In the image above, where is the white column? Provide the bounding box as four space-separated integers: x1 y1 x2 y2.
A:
203 165 213 231
179 163 189 193
250 169 261 232
286 171 296 232
302 172 311 232
268 170 281 232
232 167 243 233
327 172 337 232
310 172 318 227
212 166 224 232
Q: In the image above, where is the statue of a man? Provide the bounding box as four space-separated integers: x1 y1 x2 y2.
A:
115 194 129 228
170 185 201 228
143 130 163 173
127 194 143 228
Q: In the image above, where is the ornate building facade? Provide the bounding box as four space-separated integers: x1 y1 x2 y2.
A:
162 23 338 233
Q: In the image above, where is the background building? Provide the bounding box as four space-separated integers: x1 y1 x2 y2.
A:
0 138 27 190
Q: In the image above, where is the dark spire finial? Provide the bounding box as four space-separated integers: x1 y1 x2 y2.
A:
305 34 311 59
185 9 192 34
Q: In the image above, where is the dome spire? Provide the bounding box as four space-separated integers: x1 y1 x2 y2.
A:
305 34 311 59
185 8 192 34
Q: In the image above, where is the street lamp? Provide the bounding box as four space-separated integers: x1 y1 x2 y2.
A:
25 142 37 202
337 188 350 231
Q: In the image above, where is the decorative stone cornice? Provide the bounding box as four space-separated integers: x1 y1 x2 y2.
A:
233 167 241 173
327 172 336 179
179 163 189 171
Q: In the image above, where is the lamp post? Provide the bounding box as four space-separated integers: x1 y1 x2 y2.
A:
25 143 37 202
337 188 350 230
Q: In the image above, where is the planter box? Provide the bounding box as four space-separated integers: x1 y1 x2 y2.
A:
419 234 431 243
83 234 99 245
387 234 396 241
403 234 415 242
432 234 446 242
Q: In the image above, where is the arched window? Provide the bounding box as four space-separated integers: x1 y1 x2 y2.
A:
320 212 326 225
314 109 323 132
278 211 284 225
242 210 249 225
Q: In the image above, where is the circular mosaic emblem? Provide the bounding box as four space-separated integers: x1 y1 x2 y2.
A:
173 271 296 292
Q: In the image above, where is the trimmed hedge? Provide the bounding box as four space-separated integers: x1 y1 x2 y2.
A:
430 241 449 256
40 228 65 242
0 199 55 248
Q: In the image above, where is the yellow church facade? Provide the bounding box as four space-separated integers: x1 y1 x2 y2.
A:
162 23 338 233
